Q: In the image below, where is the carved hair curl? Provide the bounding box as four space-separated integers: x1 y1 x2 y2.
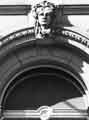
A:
32 1 56 19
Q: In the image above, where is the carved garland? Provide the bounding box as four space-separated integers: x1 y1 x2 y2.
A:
0 27 89 49
61 28 89 48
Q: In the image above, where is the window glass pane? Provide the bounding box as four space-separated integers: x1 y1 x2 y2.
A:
4 71 86 110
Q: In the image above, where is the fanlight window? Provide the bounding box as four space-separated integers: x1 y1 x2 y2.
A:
1 67 88 120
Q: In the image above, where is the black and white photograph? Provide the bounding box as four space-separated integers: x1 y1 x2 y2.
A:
0 0 89 120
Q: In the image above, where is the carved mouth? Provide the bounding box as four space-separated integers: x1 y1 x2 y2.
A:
41 20 47 23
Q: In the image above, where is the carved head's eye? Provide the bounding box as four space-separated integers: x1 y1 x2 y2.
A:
39 12 44 16
46 12 52 16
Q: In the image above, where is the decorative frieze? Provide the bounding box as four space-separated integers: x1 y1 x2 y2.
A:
61 29 89 48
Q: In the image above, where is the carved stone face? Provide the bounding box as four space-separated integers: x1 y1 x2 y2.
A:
32 1 55 38
37 7 53 26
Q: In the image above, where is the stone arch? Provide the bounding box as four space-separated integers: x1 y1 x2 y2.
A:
0 27 88 119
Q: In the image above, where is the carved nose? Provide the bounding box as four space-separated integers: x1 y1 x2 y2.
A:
43 13 47 18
